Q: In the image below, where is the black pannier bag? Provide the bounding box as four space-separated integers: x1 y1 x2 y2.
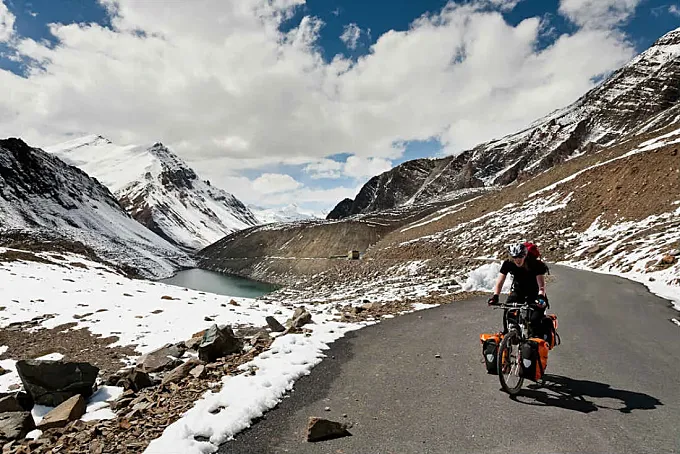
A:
480 332 504 374
520 338 549 381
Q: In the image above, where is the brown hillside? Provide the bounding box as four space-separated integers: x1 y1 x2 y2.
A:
197 122 680 288
370 123 680 261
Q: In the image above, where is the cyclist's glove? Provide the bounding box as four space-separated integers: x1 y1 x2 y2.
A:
487 294 499 306
535 295 548 308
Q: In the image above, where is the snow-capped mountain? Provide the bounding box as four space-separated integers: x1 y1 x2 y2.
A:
0 138 192 278
248 203 323 224
46 135 259 250
329 27 680 219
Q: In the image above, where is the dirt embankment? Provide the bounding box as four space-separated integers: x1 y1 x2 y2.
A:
196 193 483 284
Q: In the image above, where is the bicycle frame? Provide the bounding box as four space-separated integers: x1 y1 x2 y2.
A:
496 302 532 339
494 302 532 385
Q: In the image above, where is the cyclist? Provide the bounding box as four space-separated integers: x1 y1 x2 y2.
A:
487 243 549 334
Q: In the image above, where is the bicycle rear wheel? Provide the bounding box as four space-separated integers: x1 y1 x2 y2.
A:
498 330 524 395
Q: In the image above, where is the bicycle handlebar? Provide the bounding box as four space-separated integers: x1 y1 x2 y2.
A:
489 302 531 309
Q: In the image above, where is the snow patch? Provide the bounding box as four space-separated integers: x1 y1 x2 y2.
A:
462 262 512 293
35 353 64 361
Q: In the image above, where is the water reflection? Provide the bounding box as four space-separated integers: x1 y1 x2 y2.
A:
160 268 279 298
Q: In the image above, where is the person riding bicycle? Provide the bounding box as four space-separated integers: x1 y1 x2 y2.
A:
487 243 549 335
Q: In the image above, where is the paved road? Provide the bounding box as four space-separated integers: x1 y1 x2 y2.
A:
220 265 680 453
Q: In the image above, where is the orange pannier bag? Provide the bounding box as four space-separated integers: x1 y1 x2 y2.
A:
541 314 560 350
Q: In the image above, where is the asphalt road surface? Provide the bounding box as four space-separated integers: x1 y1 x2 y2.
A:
220 265 680 454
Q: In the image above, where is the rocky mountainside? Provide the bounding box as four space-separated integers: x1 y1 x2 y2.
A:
46 136 259 250
0 138 192 278
329 27 680 219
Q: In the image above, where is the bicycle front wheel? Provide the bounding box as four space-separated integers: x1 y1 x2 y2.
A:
498 330 524 395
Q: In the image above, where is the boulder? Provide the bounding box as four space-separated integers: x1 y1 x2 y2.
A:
287 308 312 329
307 417 351 442
361 302 380 311
252 330 271 344
115 370 153 392
0 412 35 441
112 397 134 411
161 359 203 385
265 316 285 333
15 360 99 407
136 344 185 373
192 329 207 338
660 254 677 265
586 244 605 254
290 307 306 321
37 395 86 430
235 326 263 338
185 336 203 350
0 392 33 413
105 371 123 387
189 365 206 379
197 325 243 363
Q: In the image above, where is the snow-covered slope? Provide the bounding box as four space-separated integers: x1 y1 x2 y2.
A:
0 138 192 278
329 27 680 219
46 135 259 250
248 204 322 224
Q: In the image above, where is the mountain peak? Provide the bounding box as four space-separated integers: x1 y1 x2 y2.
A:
0 139 191 277
147 142 182 163
0 137 31 151
654 27 680 47
45 136 259 250
47 134 112 153
93 134 112 142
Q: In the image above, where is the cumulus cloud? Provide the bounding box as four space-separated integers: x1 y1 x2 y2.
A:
304 159 343 179
218 174 360 208
252 173 302 194
260 185 360 207
558 0 642 28
343 156 393 179
304 155 392 180
0 0 640 208
486 0 523 11
0 0 15 42
340 23 362 49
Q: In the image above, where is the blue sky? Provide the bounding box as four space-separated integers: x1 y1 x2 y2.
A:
4 0 677 67
0 0 679 212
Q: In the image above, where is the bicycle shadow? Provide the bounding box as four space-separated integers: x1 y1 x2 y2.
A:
510 374 663 414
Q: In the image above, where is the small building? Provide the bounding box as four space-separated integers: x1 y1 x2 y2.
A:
347 250 360 260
